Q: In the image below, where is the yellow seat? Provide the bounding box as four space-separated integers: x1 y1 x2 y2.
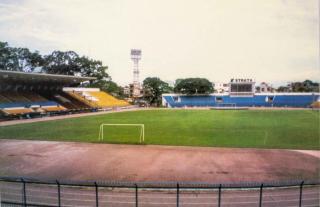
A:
65 91 129 108
87 91 130 108
43 106 67 112
2 108 34 115
66 91 99 108
311 101 320 108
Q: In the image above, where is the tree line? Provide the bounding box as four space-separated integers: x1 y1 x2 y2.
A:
142 77 214 106
142 78 319 106
277 80 319 93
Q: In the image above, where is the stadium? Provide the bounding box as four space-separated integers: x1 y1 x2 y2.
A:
0 69 319 206
0 1 319 206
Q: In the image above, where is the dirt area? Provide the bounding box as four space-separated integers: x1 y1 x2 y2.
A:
0 139 318 182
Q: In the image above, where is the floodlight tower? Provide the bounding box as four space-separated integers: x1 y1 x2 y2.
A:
130 49 142 97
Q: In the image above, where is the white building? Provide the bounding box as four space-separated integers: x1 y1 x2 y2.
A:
214 82 229 93
256 82 274 93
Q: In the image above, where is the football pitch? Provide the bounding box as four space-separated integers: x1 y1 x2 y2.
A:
0 109 319 149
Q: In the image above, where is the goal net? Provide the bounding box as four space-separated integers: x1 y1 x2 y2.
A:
98 124 145 143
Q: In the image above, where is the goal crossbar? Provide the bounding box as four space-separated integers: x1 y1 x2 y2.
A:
98 124 145 143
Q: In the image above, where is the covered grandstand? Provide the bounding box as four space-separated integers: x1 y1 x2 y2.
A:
162 78 320 108
162 93 320 108
0 70 130 120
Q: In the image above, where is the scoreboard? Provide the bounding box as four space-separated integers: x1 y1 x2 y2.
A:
229 78 255 96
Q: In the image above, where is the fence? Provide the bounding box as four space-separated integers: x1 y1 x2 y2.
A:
0 176 319 207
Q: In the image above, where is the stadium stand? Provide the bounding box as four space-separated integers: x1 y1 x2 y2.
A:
0 70 131 120
65 90 100 108
41 105 67 112
0 96 70 118
63 88 130 108
39 91 93 111
163 79 320 108
87 91 129 107
0 94 11 102
1 107 34 115
162 93 320 108
1 91 30 102
21 91 48 102
0 70 117 120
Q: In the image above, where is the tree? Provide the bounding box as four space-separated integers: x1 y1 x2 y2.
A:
174 78 214 94
75 56 116 96
143 77 173 106
276 86 291 92
15 48 44 72
175 78 183 86
277 80 319 92
43 51 80 75
300 80 319 92
75 56 109 81
0 41 114 92
0 42 44 72
0 42 17 71
43 51 110 81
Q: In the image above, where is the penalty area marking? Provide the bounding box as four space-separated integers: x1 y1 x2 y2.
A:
98 124 145 143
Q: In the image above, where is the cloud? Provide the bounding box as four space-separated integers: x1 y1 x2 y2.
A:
0 0 318 86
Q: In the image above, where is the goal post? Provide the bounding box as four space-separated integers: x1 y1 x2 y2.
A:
98 124 145 143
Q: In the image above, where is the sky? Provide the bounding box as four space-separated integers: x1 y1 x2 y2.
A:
0 0 319 86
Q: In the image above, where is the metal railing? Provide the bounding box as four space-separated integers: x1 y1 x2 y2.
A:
0 176 319 207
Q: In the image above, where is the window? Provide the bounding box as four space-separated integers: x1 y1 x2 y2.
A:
230 84 253 92
173 96 181 102
216 97 223 103
267 96 274 102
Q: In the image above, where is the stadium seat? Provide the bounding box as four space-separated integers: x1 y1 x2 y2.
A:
0 94 12 103
86 91 130 108
311 101 320 108
0 90 66 116
0 71 103 120
63 90 129 108
1 91 30 102
2 108 35 115
163 94 320 108
65 91 100 108
38 92 94 110
42 105 67 112
22 92 48 102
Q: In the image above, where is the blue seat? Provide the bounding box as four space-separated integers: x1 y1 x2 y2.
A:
163 94 319 108
0 101 59 109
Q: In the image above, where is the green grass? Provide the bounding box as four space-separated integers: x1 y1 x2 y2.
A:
0 109 319 149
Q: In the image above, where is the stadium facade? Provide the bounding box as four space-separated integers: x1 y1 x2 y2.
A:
162 93 319 108
162 79 320 108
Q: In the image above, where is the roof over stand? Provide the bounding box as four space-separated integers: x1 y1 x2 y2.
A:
0 70 96 91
